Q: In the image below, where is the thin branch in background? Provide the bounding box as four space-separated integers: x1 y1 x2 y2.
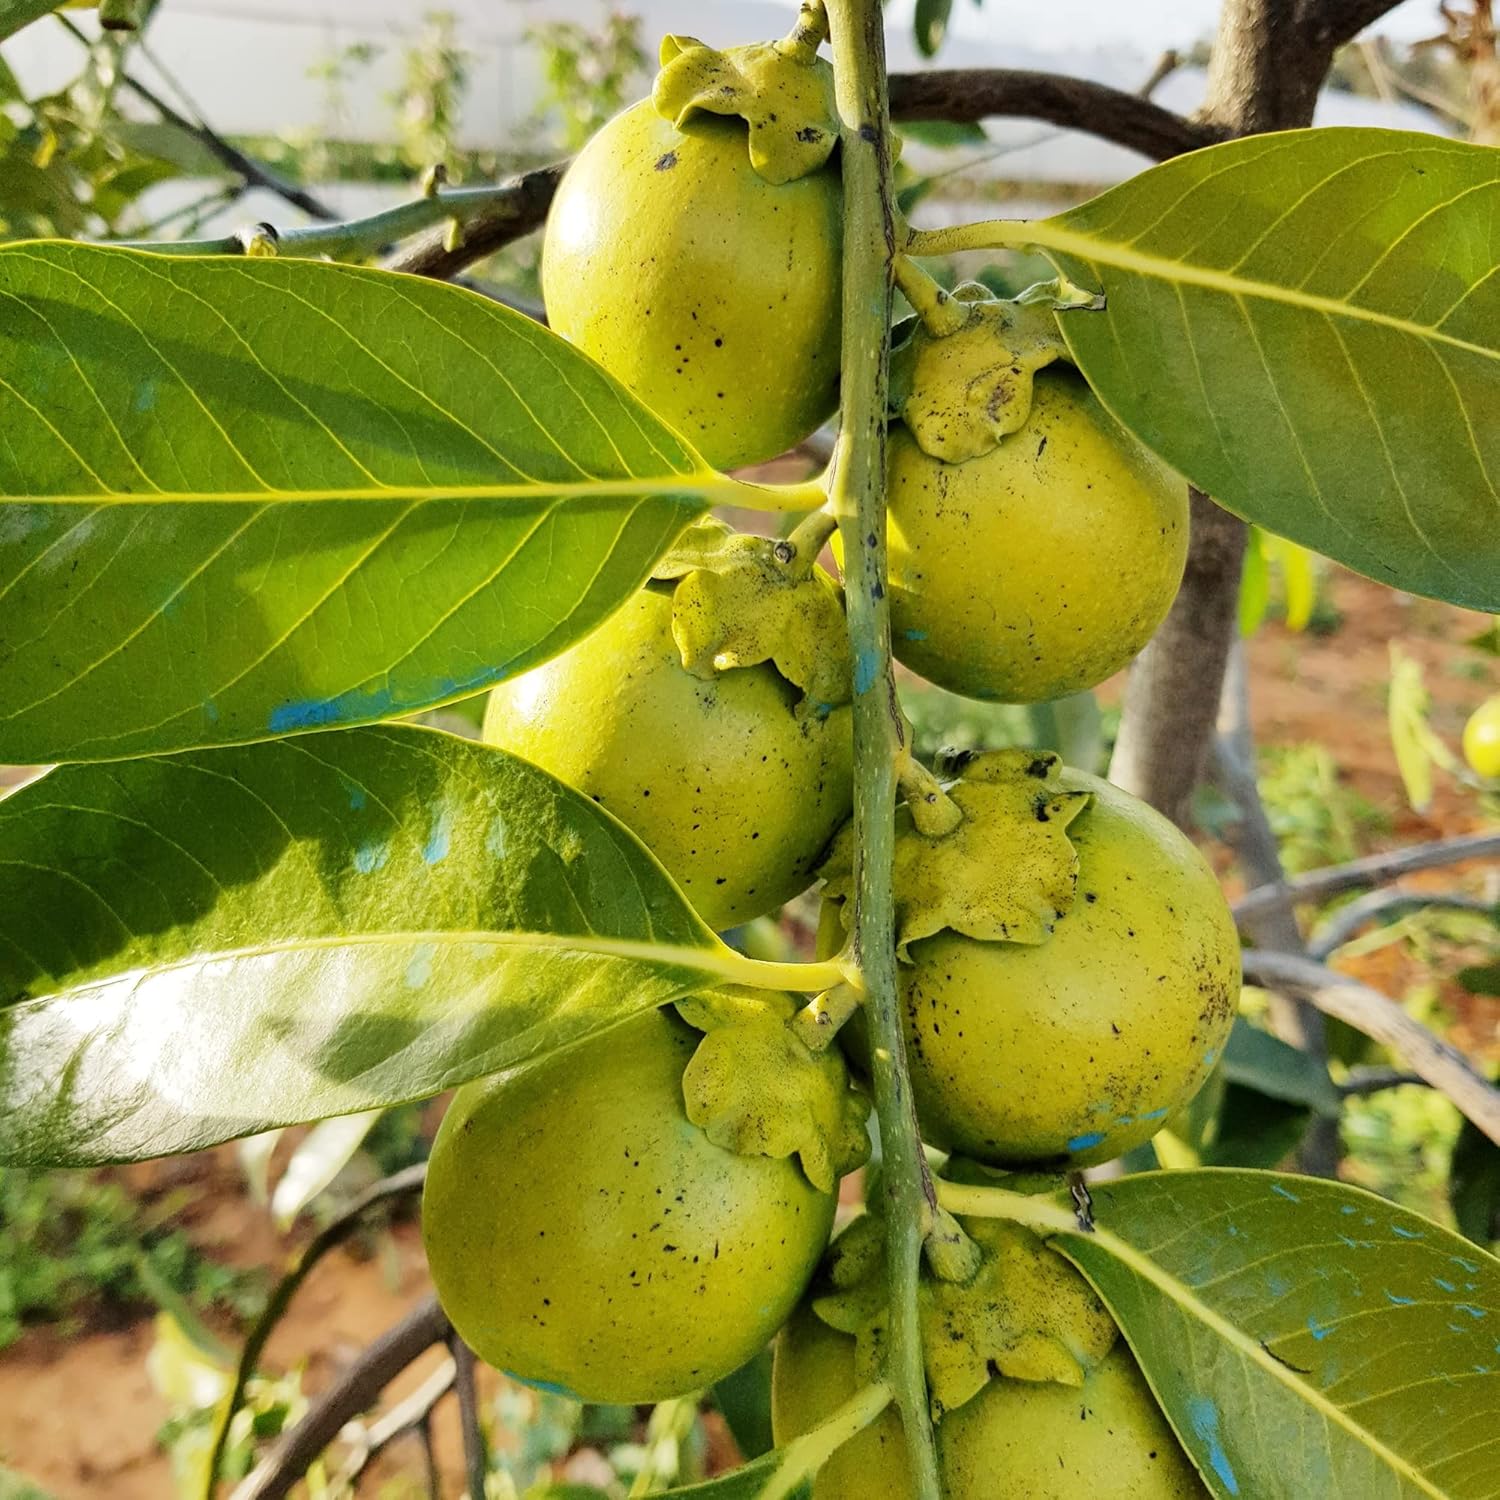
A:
451 1335 488 1500
1240 949 1500 1146
1307 887 1496 960
1139 49 1183 97
205 1163 429 1494
1234 832 1500 928
1340 1066 1429 1097
334 1354 457 1493
54 12 338 221
229 1295 452 1500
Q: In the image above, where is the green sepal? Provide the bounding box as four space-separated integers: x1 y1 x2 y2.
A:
812 1198 1118 1420
676 989 872 1194
822 749 1089 957
890 280 1094 463
657 523 853 721
653 34 839 186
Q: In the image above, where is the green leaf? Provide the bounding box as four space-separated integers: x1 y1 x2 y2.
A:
897 120 986 149
1449 1117 1500 1249
1032 129 1500 610
1221 1018 1341 1116
713 1348 776 1461
0 242 730 764
0 1 66 42
1203 1085 1310 1170
912 0 952 57
1238 525 1270 636
1047 1170 1500 1498
0 725 756 1166
655 1453 809 1499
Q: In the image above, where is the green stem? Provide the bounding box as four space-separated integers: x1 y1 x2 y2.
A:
906 218 1039 258
936 1181 1078 1234
758 1380 895 1500
893 255 970 337
118 180 542 261
825 4 943 1498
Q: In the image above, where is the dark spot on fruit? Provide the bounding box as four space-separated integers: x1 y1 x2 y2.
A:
654 151 678 171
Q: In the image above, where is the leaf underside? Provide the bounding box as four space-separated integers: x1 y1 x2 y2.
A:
1052 1169 1500 1499
0 243 712 763
1039 128 1500 611
0 725 727 1165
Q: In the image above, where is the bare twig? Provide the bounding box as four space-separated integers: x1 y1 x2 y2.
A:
55 13 337 221
1241 950 1500 1146
206 1163 429 1496
335 1355 456 1491
1340 1066 1428 1097
1234 833 1500 928
1139 50 1182 98
451 1336 487 1500
230 1295 452 1500
1308 888 1496 960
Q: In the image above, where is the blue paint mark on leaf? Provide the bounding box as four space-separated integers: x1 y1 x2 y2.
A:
1384 1289 1415 1306
353 840 389 874
203 701 220 724
1306 1314 1332 1341
1339 1204 1357 1216
405 944 434 989
1186 1397 1239 1495
1390 1224 1423 1240
503 1370 578 1401
1203 1047 1218 1066
339 776 367 812
1266 1271 1291 1297
1067 1130 1106 1152
1139 1106 1169 1122
1452 1256 1481 1274
854 647 879 695
1434 1278 1457 1293
903 628 929 641
1455 1304 1487 1320
1271 1182 1301 1202
133 379 157 414
423 805 454 865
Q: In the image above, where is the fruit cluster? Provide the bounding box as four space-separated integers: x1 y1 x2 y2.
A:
422 28 1237 1496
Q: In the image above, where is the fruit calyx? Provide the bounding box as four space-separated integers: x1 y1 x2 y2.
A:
821 748 1090 957
890 278 1101 463
652 22 839 187
655 520 853 721
676 988 872 1193
811 1183 1118 1420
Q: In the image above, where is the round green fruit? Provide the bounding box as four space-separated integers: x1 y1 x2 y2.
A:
1462 694 1500 779
771 1304 1207 1498
484 583 852 930
423 1007 835 1404
885 367 1187 703
828 763 1240 1167
541 99 842 471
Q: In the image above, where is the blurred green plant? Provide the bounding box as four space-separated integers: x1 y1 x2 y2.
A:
391 9 469 172
1257 742 1391 874
0 1167 264 1350
529 9 647 151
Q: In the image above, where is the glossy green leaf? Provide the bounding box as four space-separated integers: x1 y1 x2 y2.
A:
1049 1170 1500 1498
657 1454 808 1499
714 1348 776 1461
0 725 759 1167
912 0 952 57
1222 1018 1341 1116
0 1 65 41
1031 129 1500 610
1204 1085 1310 1170
1449 1118 1500 1249
0 242 733 764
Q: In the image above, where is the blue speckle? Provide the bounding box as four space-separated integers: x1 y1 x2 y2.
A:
1434 1278 1457 1293
1384 1290 1415 1307
203 700 220 724
812 700 835 720
853 647 879 695
1139 1107 1169 1122
1455 1304 1487 1320
1116 1115 1135 1127
423 805 454 864
903 628 928 641
503 1371 578 1400
405 944 434 989
1067 1130 1106 1152
1203 1047 1218 1066
271 686 396 733
1266 1272 1290 1296
1452 1256 1481 1274
1271 1183 1301 1202
1340 1204 1357 1216
133 380 157 413
353 840 389 874
1391 1224 1422 1240
1306 1314 1332 1341
160 593 182 619
1187 1397 1239 1495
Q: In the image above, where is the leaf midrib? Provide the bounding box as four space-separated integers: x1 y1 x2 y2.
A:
1031 220 1498 367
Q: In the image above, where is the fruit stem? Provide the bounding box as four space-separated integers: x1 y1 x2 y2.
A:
923 1205 984 1283
793 980 865 1051
906 218 1038 258
894 254 971 337
780 504 841 579
758 1379 895 1500
779 0 830 61
896 749 964 837
936 1181 1080 1235
824 5 944 1499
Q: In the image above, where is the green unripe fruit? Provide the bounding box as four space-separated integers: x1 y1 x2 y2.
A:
484 583 852 930
423 1007 836 1404
1462 694 1500 778
542 99 842 471
823 757 1240 1167
772 1304 1207 1498
886 367 1187 703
